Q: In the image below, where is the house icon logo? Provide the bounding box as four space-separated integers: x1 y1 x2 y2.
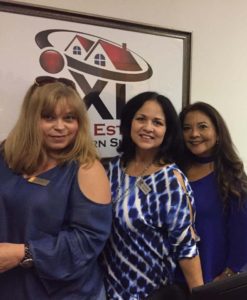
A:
35 29 153 120
36 29 152 82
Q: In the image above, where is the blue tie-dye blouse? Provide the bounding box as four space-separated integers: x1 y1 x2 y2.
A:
102 156 198 300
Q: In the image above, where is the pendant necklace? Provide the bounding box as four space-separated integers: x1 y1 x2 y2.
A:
135 164 152 195
114 161 152 205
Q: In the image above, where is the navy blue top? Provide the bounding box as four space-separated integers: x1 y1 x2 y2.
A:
176 172 247 283
101 157 198 299
0 154 112 299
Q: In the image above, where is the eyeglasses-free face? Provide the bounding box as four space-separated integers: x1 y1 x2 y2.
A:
130 100 166 155
35 76 76 90
182 110 218 157
39 101 79 155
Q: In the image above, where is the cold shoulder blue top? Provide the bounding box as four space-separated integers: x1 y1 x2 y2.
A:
0 154 112 299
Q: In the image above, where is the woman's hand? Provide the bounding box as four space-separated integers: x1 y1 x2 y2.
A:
0 243 25 273
213 267 235 282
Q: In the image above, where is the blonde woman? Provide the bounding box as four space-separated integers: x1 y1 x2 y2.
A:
0 76 112 299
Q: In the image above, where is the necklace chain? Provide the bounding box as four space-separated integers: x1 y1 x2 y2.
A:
113 161 153 205
125 161 153 177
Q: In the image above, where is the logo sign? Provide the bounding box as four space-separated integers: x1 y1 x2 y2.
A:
0 4 190 158
36 29 153 157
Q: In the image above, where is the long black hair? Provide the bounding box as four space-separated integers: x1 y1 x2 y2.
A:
118 91 184 167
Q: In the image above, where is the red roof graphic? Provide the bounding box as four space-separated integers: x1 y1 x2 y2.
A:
65 34 142 72
85 40 142 71
64 35 94 52
101 40 141 71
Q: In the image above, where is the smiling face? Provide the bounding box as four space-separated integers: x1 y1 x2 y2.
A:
182 110 218 157
130 100 166 155
39 99 79 155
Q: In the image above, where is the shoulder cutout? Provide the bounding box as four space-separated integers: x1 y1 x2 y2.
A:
173 169 198 240
78 160 111 204
173 169 187 192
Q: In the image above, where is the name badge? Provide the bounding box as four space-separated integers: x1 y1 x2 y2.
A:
28 176 50 186
136 178 151 195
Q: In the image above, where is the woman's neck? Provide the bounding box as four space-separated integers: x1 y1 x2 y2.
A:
190 153 215 164
125 150 166 177
126 159 153 176
187 162 214 181
134 149 157 164
24 159 58 178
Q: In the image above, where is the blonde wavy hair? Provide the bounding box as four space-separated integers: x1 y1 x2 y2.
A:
3 80 98 175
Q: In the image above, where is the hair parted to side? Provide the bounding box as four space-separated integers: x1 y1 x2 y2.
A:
118 91 184 167
3 81 98 174
179 101 247 205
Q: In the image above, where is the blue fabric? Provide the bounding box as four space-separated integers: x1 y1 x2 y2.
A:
176 172 247 283
0 155 112 299
101 156 198 300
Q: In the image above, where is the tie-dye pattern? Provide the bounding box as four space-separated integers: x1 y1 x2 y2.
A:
102 157 198 300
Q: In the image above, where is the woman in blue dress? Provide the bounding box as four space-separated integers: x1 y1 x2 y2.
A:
0 76 112 299
178 101 247 283
101 92 203 299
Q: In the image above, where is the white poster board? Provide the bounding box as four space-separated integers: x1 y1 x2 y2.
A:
0 1 191 158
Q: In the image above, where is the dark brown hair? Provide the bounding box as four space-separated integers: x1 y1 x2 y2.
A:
180 101 247 207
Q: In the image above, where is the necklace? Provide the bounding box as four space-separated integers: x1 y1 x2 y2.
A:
125 161 153 178
191 153 215 164
133 162 153 195
113 161 152 205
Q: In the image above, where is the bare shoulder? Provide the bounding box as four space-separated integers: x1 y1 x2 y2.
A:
78 160 111 204
173 168 186 191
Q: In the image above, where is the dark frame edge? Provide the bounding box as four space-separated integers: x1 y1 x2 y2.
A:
182 32 192 108
0 0 191 107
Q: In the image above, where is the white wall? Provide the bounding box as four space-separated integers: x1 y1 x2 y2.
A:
6 0 247 167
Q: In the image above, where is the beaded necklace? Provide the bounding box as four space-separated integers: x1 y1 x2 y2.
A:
113 162 152 205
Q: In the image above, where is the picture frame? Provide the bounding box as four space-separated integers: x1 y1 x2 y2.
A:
0 0 191 158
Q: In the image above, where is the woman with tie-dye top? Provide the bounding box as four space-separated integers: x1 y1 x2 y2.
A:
101 92 203 300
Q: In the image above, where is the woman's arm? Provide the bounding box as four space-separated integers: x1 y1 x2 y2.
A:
26 160 112 293
169 169 203 290
0 243 24 272
1 160 112 289
179 255 203 291
213 197 247 281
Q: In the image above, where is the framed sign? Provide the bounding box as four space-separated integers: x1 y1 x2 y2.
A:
0 1 191 158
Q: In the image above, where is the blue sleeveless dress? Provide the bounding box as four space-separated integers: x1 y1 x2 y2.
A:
191 172 247 282
0 154 112 299
175 172 247 284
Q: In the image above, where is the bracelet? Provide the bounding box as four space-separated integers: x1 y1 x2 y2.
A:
223 267 235 277
19 243 33 268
